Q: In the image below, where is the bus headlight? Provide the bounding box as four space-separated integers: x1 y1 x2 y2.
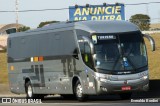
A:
143 76 148 80
94 72 111 82
99 78 110 82
138 71 148 80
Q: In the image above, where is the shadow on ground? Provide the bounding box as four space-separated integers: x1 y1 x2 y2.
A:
132 79 160 98
42 79 160 102
0 79 160 102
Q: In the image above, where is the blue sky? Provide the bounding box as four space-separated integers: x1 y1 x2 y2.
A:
0 0 160 28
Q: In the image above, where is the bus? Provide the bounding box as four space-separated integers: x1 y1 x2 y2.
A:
7 20 155 101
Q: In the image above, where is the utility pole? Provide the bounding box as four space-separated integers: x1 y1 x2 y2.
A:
15 0 19 31
159 10 160 22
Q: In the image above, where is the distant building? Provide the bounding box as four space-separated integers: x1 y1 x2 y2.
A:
0 23 24 35
0 23 24 50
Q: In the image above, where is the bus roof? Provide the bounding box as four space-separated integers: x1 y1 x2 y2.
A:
74 20 140 33
9 20 140 37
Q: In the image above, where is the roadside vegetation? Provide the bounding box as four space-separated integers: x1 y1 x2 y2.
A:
145 33 160 79
0 52 8 83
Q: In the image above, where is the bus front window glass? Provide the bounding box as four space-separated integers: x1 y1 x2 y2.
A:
119 33 147 70
94 38 121 70
93 32 147 72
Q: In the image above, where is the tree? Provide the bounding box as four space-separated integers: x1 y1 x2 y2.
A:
129 14 150 31
17 26 30 32
38 21 59 28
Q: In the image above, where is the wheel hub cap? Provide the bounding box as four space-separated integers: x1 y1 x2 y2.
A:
28 85 32 97
76 84 83 97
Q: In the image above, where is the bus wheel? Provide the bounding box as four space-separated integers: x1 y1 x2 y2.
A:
25 81 36 99
119 93 132 100
74 80 87 101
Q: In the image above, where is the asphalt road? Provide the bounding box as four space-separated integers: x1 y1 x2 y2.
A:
0 90 159 105
0 103 160 106
0 80 160 105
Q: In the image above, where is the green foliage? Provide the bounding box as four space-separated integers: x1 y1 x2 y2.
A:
38 21 59 28
130 14 150 31
17 26 30 32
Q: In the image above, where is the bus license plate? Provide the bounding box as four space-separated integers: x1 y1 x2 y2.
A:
121 86 131 91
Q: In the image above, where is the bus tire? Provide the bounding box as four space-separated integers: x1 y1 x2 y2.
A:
119 93 132 100
25 81 36 99
74 80 87 101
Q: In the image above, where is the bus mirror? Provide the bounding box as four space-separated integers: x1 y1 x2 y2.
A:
143 34 155 51
82 36 95 54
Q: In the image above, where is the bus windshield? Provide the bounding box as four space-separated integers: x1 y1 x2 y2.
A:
92 32 147 72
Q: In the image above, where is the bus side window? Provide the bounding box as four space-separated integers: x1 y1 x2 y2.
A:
84 43 94 69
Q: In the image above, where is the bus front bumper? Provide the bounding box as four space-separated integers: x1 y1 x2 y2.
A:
95 78 149 94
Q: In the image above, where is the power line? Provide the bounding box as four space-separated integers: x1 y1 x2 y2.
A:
0 8 69 13
0 2 160 13
125 2 160 5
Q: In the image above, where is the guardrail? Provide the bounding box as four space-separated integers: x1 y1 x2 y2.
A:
142 31 160 34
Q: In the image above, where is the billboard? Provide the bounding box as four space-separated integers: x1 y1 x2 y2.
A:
69 4 125 21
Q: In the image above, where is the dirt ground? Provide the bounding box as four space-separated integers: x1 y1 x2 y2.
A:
0 84 12 95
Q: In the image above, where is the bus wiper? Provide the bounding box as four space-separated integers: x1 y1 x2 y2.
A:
125 56 136 71
124 47 134 57
112 55 121 70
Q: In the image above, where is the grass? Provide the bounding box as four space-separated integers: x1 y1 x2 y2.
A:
145 33 160 79
0 33 160 84
150 23 160 29
0 52 8 84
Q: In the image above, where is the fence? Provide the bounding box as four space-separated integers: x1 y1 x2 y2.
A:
142 31 160 34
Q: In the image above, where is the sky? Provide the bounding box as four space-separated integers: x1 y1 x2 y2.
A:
0 0 160 28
